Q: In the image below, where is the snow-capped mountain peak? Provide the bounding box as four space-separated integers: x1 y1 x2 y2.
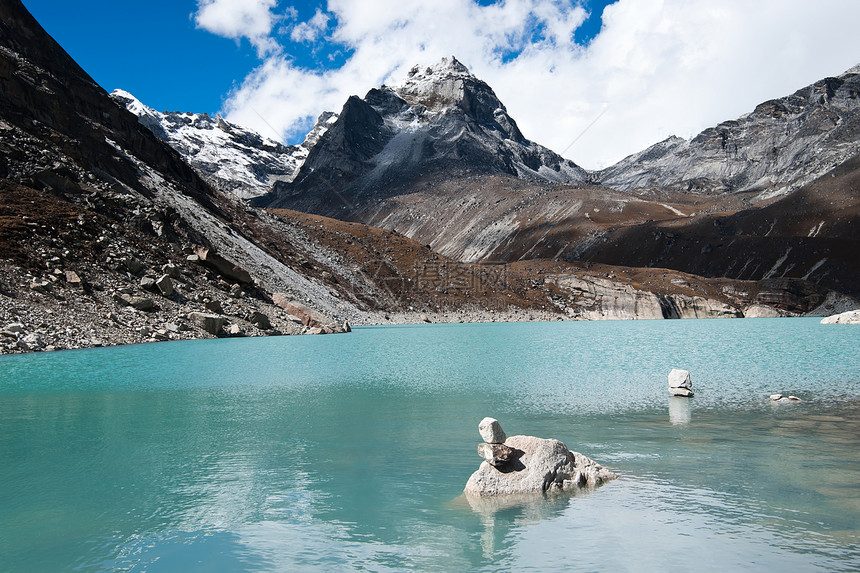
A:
111 89 309 199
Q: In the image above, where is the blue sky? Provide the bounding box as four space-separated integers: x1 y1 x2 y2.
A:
20 1 860 169
23 0 613 115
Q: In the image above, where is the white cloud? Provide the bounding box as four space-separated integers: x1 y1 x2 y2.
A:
215 0 860 170
290 9 331 43
194 0 280 57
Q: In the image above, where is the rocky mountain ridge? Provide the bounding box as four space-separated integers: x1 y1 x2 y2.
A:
109 89 332 200
597 65 860 199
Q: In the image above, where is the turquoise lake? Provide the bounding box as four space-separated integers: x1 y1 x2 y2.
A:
1 318 859 571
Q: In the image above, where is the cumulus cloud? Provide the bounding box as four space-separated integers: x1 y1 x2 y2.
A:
194 0 281 57
213 0 860 169
290 9 330 43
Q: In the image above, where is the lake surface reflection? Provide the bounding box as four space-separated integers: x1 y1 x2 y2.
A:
1 319 858 571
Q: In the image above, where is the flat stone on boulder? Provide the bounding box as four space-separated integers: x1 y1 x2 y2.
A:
478 417 507 444
477 442 517 467
464 434 617 496
192 245 253 284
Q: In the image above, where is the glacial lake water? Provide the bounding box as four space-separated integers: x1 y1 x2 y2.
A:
1 318 859 571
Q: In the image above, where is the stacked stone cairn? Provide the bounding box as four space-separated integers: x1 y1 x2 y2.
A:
465 417 617 496
668 368 694 397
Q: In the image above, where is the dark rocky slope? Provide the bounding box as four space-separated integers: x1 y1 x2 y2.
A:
0 0 369 352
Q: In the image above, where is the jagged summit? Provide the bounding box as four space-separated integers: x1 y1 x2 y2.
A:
394 56 486 107
259 56 586 213
111 89 309 200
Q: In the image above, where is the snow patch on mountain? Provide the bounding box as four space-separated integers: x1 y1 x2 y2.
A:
112 90 315 199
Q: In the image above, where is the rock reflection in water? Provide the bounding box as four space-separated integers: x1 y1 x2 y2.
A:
668 396 692 425
459 491 584 558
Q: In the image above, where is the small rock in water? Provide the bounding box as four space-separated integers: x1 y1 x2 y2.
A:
770 393 803 403
478 417 507 444
668 368 693 397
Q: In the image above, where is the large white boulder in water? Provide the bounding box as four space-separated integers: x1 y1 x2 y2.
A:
820 310 860 324
464 435 617 496
668 368 694 397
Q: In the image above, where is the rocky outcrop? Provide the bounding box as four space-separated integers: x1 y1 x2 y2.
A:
743 304 782 318
464 419 616 496
668 368 694 397
820 309 860 324
550 275 741 320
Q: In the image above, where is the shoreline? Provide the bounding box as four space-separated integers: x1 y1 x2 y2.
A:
5 305 857 356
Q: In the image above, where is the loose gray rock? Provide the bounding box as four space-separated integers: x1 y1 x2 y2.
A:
248 310 271 330
188 312 225 335
478 417 507 444
204 300 223 314
464 434 617 496
162 263 180 278
4 323 24 334
115 293 154 311
124 257 144 274
140 276 156 290
155 274 174 297
22 333 44 348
